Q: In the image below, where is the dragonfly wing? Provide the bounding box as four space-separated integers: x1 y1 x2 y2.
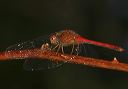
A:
5 35 65 70
23 59 63 71
5 40 34 59
78 43 99 57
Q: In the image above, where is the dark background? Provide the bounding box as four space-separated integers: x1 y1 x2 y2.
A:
0 0 128 89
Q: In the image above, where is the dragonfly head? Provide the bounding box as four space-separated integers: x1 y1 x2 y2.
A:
50 33 59 45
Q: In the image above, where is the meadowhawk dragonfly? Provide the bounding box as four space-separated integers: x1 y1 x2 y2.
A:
5 30 124 71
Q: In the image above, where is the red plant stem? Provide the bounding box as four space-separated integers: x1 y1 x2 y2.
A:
1 49 128 72
0 52 8 60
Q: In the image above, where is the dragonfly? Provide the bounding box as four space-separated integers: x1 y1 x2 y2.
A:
5 30 125 71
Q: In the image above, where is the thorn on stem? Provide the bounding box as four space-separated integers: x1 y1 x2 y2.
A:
112 57 119 63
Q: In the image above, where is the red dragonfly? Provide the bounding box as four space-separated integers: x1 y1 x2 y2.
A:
5 30 125 71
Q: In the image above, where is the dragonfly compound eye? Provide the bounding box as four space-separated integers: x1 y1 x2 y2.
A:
50 34 59 45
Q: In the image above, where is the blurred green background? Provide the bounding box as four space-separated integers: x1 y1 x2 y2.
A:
0 0 128 89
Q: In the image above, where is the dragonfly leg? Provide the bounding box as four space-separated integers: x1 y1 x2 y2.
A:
57 44 61 53
71 44 74 54
76 44 80 55
52 44 59 51
52 43 64 54
61 45 64 54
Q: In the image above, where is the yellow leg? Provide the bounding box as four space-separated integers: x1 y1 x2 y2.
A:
76 44 79 55
57 44 61 53
61 46 64 54
52 44 59 51
71 44 74 54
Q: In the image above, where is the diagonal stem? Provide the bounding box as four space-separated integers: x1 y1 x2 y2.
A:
1 49 128 72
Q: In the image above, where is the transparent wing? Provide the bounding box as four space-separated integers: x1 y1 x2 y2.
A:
23 59 63 71
5 40 34 59
78 43 99 58
5 35 64 71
